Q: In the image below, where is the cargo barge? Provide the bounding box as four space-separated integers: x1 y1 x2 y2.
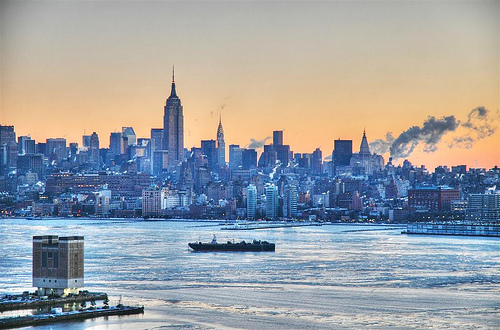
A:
0 292 107 312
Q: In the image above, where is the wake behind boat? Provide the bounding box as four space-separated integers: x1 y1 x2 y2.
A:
189 235 275 252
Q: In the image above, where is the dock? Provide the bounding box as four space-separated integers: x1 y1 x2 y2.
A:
0 292 107 312
403 223 500 237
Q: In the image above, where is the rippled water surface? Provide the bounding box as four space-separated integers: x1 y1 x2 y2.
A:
0 219 498 329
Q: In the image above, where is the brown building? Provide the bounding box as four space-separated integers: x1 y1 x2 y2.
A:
33 235 84 296
408 186 460 212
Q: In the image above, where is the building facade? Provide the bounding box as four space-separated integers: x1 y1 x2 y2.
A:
33 235 84 296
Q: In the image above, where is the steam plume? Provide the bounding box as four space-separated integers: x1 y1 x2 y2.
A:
247 137 270 149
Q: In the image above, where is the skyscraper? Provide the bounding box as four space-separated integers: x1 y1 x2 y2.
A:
333 139 352 167
89 132 100 170
217 115 225 167
109 132 123 156
229 144 242 170
163 68 184 165
247 184 257 220
283 184 298 218
265 184 279 219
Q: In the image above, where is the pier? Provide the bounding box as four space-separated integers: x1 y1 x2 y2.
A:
0 292 107 312
404 224 500 237
0 305 144 329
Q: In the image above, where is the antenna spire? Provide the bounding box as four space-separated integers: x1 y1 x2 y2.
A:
172 65 175 82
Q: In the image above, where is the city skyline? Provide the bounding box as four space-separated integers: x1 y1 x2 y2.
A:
1 1 498 170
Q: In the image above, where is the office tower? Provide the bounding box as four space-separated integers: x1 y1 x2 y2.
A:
17 154 44 179
359 129 370 155
152 150 169 175
33 235 84 296
82 135 91 149
89 132 100 169
46 138 67 163
163 68 184 164
265 184 279 219
311 148 323 175
18 136 35 155
242 149 257 169
142 186 168 217
333 139 352 166
109 132 123 156
122 127 136 153
283 184 298 218
467 194 500 222
201 140 217 170
273 130 283 146
0 125 17 174
229 145 242 169
69 143 78 160
150 128 164 153
247 184 257 220
217 116 225 167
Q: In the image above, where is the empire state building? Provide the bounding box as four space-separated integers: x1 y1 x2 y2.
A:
163 68 184 164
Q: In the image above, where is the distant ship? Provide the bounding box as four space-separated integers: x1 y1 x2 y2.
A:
189 235 275 252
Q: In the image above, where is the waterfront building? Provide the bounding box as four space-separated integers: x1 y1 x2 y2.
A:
142 185 168 217
217 116 226 167
265 184 279 219
33 235 84 296
163 68 184 165
408 186 460 212
247 184 257 219
467 193 500 222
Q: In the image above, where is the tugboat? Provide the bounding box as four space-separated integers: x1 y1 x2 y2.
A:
189 235 275 252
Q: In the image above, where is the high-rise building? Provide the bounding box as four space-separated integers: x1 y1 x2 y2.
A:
150 128 164 153
242 149 257 169
82 135 91 149
265 184 279 219
201 140 217 170
283 184 298 218
247 184 257 220
273 130 283 146
142 185 168 217
33 235 84 296
311 148 323 175
109 132 122 156
163 68 184 165
0 125 17 174
229 144 242 170
18 136 35 155
122 127 136 153
46 138 67 164
333 139 352 167
467 194 500 222
89 132 100 170
217 116 225 167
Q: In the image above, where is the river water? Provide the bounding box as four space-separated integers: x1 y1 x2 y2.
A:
0 219 498 329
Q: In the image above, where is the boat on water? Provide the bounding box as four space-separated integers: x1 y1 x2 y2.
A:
189 235 275 252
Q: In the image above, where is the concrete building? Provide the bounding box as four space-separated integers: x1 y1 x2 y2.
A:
142 186 168 217
33 235 84 296
247 184 257 219
283 184 298 218
408 186 460 212
467 193 500 222
265 184 279 219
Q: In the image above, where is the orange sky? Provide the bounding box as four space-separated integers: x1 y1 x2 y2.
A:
1 1 498 170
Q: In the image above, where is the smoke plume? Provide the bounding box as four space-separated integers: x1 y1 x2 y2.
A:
371 106 498 160
247 137 270 149
389 115 459 158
